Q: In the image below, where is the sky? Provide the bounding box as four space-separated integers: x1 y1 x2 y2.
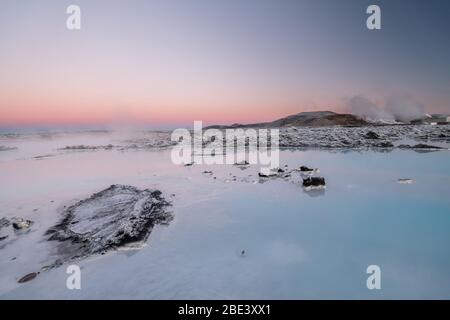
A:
0 0 449 129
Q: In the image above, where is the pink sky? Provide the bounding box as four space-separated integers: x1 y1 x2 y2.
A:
1 1 449 129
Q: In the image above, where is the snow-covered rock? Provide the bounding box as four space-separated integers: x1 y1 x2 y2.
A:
12 218 33 230
45 184 172 265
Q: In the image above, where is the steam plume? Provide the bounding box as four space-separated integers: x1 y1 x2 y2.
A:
344 95 425 123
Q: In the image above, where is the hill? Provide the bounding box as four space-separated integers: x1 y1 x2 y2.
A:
207 111 368 129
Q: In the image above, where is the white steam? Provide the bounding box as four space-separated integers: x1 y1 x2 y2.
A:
384 96 425 123
344 95 425 123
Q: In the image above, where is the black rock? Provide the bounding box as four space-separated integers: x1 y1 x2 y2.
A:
18 272 38 283
302 177 326 188
300 166 314 172
365 131 379 139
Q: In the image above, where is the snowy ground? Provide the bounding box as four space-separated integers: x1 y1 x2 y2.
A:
277 124 450 149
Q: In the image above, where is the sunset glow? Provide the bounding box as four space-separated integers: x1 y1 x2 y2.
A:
1 0 449 129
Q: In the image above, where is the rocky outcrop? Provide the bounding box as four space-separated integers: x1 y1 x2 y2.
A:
12 218 33 230
302 177 326 189
200 124 449 151
45 185 172 265
257 167 293 179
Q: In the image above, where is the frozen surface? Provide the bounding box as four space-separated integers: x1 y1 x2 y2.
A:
0 129 450 299
277 124 450 149
198 124 450 150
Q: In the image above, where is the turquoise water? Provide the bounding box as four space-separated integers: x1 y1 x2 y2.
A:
1 136 450 299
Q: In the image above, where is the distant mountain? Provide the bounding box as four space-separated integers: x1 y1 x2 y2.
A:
207 111 368 129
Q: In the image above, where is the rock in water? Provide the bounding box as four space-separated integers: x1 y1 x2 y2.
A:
397 178 415 184
18 272 38 283
234 160 250 166
258 170 279 178
1 217 34 245
302 177 326 190
412 144 445 149
12 218 33 230
398 144 445 150
45 185 172 263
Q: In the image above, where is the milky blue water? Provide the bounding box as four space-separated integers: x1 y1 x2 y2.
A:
1 133 450 299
